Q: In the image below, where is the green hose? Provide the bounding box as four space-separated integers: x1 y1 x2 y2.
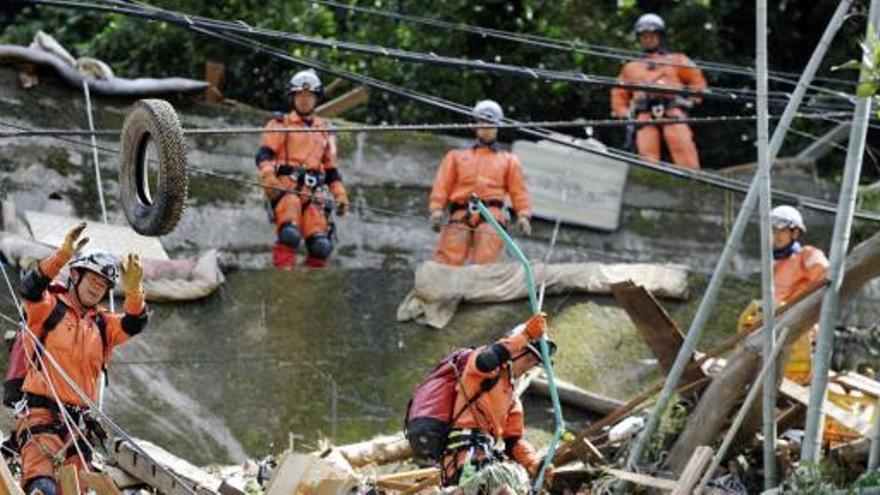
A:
476 199 564 493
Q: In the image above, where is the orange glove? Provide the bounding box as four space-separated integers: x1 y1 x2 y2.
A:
524 312 547 340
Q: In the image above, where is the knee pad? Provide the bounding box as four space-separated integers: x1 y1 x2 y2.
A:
277 222 301 248
26 477 57 495
306 234 333 259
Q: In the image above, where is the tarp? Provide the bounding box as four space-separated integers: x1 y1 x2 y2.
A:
397 261 689 329
0 45 209 96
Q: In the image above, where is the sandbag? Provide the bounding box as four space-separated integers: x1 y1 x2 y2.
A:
397 260 689 329
0 232 223 302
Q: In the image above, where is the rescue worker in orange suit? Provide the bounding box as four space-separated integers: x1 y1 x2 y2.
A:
443 313 556 490
16 222 147 495
255 69 348 269
429 100 532 265
611 13 707 169
771 205 829 384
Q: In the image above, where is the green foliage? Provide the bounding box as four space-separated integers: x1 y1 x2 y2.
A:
0 1 868 168
782 462 837 495
833 25 880 115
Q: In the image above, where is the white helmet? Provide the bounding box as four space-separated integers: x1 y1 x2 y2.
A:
472 100 504 123
68 251 120 287
635 13 666 34
286 69 322 94
771 205 806 233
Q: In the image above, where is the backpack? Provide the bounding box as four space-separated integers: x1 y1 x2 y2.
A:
404 348 497 461
3 298 108 408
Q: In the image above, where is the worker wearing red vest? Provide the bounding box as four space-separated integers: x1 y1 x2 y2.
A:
611 13 707 169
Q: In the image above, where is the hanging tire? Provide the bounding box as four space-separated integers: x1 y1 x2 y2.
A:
119 99 188 236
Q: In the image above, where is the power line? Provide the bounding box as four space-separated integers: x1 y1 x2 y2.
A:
25 0 855 110
312 0 857 89
180 26 880 222
3 11 877 224
0 112 855 138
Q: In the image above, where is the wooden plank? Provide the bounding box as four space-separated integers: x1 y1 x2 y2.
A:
57 466 80 495
611 281 707 384
672 445 713 495
603 468 678 491
80 472 121 495
401 473 440 495
779 378 872 436
376 468 438 483
581 437 605 463
833 371 880 398
266 451 357 495
376 479 415 491
316 86 369 118
0 457 24 495
111 438 218 495
529 374 624 416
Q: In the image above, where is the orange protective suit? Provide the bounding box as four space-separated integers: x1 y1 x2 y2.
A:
17 247 146 489
774 245 829 383
256 111 348 269
443 325 542 484
429 144 531 265
611 52 707 169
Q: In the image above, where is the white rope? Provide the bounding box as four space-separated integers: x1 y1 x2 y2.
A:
0 261 92 469
82 79 113 408
0 260 198 495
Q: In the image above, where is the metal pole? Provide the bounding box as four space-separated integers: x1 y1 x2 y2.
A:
802 0 880 463
755 0 778 488
869 389 880 470
695 327 792 493
625 0 854 470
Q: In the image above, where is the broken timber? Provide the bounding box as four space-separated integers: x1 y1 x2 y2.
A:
529 373 625 416
0 457 23 495
667 229 880 472
111 438 228 495
611 281 707 384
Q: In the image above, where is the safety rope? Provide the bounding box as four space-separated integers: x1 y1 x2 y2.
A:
0 262 199 495
25 0 856 109
311 0 857 90
0 262 94 471
475 200 562 493
0 111 857 138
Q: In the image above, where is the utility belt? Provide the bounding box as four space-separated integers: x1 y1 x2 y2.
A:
13 394 106 461
268 164 334 221
447 198 506 227
275 163 325 190
442 428 505 486
634 96 687 119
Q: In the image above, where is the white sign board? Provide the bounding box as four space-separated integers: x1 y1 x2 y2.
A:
513 138 628 231
24 211 169 261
